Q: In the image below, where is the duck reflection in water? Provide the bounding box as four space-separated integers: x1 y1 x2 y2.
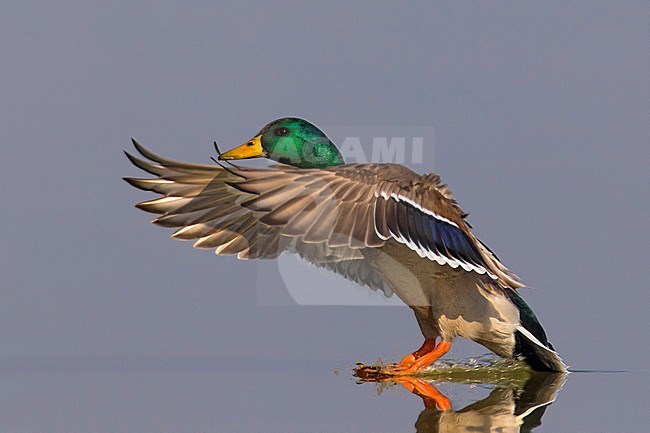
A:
355 361 566 433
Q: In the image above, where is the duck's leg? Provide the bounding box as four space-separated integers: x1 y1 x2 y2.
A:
392 339 452 375
397 338 437 368
396 308 442 369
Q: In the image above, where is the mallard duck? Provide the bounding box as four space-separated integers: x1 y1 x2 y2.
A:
124 117 567 374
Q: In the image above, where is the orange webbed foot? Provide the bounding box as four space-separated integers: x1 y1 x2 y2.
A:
354 339 451 380
353 362 452 411
397 338 437 369
385 339 451 376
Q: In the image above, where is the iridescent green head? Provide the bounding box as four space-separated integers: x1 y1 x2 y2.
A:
219 117 345 168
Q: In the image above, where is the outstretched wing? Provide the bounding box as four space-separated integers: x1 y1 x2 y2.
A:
124 141 522 291
124 141 395 297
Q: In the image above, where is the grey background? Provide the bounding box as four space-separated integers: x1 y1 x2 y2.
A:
1 1 648 432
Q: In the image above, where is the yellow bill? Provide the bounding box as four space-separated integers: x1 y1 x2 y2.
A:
219 134 267 160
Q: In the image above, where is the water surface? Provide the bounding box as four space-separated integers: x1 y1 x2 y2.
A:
0 355 646 432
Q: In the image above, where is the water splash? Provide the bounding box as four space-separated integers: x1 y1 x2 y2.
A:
355 354 533 387
413 354 532 386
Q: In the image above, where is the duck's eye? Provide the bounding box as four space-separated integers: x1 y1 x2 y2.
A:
274 127 289 137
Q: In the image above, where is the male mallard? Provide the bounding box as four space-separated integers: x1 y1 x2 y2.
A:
124 117 567 374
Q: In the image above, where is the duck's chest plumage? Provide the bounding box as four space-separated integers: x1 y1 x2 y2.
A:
365 240 519 356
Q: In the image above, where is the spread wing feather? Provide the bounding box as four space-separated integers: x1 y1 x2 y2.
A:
125 141 523 292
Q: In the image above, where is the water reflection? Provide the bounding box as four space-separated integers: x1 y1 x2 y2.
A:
355 360 566 432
